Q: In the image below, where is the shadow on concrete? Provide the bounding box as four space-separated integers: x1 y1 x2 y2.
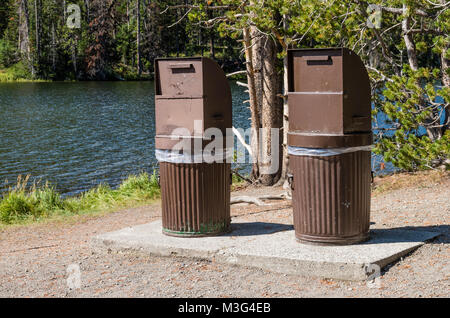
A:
225 222 447 243
385 225 448 243
226 222 294 237
360 224 447 245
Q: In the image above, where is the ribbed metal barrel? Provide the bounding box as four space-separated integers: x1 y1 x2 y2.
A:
290 150 371 245
159 162 231 237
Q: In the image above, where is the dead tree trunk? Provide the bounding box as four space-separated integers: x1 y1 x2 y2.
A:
243 26 261 179
84 0 90 23
18 0 34 76
440 41 449 136
279 14 290 185
207 10 215 59
51 22 56 74
209 32 215 59
136 0 142 76
72 35 78 77
260 36 282 185
251 27 263 124
34 0 41 66
441 0 450 90
243 24 283 184
402 4 418 71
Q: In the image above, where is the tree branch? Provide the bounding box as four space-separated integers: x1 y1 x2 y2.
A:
160 5 232 15
226 70 247 77
379 6 430 17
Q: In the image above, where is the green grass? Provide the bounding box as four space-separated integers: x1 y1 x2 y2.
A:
0 172 160 226
0 62 49 82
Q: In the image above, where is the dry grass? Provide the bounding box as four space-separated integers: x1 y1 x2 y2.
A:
372 170 450 195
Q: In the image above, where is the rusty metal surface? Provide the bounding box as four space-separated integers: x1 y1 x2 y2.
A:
287 48 371 136
154 57 232 150
159 162 231 237
290 151 371 245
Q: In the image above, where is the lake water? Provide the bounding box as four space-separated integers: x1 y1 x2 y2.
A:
0 81 390 196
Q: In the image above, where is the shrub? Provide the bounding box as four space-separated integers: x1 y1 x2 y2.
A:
0 61 33 82
119 171 159 194
373 66 450 171
0 191 41 224
0 172 161 225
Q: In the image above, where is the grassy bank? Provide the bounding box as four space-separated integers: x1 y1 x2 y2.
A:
0 62 49 82
0 172 160 226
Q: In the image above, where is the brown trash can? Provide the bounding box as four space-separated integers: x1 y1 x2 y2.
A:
287 48 372 245
154 57 232 237
159 162 230 237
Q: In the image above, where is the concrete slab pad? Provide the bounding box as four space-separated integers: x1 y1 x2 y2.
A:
91 220 440 281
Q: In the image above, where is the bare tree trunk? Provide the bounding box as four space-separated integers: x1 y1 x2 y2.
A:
199 29 203 56
278 14 290 185
72 35 78 77
18 3 23 52
441 0 449 89
136 0 142 76
18 3 22 53
251 28 263 117
277 52 289 185
442 45 450 88
250 27 263 179
35 0 40 63
209 32 215 59
18 0 34 76
205 9 215 59
402 4 418 71
51 22 56 73
260 36 282 185
126 0 130 30
440 41 449 136
84 0 90 23
243 27 261 179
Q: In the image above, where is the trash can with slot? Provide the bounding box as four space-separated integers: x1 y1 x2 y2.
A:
154 57 232 237
287 48 373 245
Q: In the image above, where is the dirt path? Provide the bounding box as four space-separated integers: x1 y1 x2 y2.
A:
0 174 448 297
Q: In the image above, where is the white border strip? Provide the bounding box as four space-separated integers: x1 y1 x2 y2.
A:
288 145 373 157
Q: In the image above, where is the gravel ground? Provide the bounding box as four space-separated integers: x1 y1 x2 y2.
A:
0 173 448 298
